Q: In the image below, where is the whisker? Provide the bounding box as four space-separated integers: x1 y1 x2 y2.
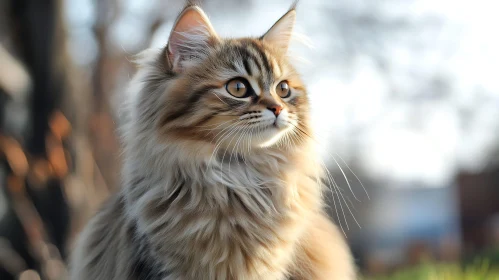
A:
247 126 254 154
229 125 248 172
239 126 251 164
322 160 361 229
320 160 350 232
292 122 364 202
333 152 370 200
207 120 243 172
287 122 363 231
196 118 235 128
284 127 350 234
220 123 244 180
211 92 229 105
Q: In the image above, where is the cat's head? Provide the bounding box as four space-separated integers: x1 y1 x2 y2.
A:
132 4 311 156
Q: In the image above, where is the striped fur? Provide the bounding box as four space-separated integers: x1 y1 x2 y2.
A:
70 4 356 280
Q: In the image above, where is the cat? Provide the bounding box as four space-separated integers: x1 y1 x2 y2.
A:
70 3 356 280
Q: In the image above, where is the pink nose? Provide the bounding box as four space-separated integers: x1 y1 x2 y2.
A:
267 104 283 117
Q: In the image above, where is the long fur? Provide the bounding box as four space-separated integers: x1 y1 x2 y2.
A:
70 5 356 280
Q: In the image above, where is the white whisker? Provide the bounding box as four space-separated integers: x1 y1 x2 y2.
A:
333 152 370 200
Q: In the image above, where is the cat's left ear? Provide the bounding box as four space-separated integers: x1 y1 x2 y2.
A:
167 5 219 72
261 6 297 53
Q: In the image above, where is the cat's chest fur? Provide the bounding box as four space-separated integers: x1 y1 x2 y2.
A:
125 156 321 280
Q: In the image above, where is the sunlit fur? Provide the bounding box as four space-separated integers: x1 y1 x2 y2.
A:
70 5 356 280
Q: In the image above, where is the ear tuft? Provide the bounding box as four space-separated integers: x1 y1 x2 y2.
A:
167 6 218 72
261 7 297 53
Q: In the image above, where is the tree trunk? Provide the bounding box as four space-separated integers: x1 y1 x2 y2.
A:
0 0 72 279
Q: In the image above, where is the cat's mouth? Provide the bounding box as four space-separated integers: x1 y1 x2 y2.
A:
220 111 295 148
261 120 285 130
272 117 290 130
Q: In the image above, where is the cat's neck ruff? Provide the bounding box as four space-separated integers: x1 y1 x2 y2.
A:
119 134 323 279
122 134 320 220
123 136 310 193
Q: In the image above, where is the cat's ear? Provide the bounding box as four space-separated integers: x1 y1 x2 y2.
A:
261 6 296 53
167 5 218 72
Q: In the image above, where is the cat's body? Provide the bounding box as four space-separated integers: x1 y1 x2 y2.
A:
70 5 356 280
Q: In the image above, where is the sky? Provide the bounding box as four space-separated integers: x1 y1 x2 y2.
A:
65 0 499 187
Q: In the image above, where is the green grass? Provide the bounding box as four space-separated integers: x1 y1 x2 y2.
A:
366 259 499 280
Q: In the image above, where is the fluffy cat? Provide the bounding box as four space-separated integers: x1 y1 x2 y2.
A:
70 4 356 280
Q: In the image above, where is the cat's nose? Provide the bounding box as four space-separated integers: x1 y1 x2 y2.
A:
267 104 283 117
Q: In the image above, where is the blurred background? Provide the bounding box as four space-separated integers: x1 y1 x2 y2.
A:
0 0 498 279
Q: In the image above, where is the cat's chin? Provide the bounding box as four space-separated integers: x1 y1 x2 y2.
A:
255 126 291 148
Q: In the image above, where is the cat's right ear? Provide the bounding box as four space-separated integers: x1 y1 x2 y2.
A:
166 6 219 72
261 3 297 53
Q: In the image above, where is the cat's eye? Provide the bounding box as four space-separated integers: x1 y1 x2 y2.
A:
276 81 290 98
226 79 249 98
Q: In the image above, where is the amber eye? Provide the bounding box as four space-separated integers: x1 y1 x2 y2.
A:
276 81 290 98
226 79 249 98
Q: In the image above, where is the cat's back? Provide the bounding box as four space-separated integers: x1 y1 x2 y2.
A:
70 194 135 280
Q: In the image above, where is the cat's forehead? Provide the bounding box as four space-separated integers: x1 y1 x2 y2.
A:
214 39 288 90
